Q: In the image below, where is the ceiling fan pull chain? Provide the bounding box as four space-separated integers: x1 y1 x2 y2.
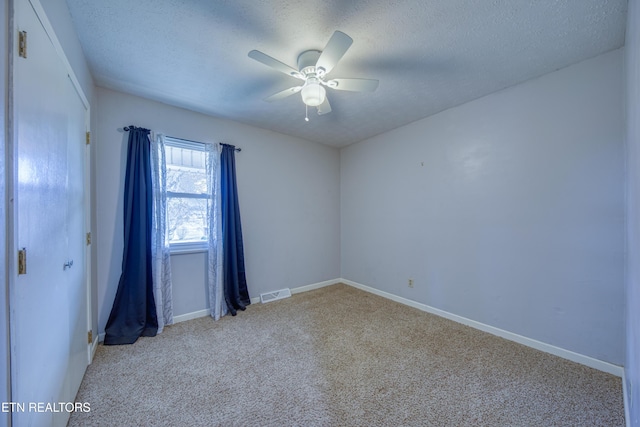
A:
305 104 309 122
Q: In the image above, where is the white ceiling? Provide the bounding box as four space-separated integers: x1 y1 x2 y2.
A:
65 0 627 148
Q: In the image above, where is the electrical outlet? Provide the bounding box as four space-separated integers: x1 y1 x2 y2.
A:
408 279 414 288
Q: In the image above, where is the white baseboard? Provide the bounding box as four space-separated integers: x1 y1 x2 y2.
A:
90 336 99 361
166 279 341 323
251 278 341 305
172 278 339 321
623 369 631 427
339 278 624 377
172 309 210 324
291 278 341 295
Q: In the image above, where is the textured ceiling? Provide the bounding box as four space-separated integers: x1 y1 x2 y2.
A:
66 0 627 148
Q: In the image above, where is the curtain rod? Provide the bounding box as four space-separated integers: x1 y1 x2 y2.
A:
123 126 241 152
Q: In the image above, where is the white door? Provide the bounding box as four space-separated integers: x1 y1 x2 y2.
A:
64 74 89 404
11 0 89 425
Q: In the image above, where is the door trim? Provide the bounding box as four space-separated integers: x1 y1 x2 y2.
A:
2 1 14 426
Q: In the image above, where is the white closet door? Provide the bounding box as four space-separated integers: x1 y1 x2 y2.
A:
64 74 89 406
12 0 89 426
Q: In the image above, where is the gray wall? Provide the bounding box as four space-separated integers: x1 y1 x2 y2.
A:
340 49 624 365
95 87 341 334
626 0 640 423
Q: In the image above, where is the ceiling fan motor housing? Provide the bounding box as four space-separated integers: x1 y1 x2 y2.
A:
297 50 323 76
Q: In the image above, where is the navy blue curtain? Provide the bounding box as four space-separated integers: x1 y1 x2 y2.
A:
220 144 251 315
104 126 158 345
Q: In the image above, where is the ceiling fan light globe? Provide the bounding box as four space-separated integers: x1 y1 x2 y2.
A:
301 82 326 107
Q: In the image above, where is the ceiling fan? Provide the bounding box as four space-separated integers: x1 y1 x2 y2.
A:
248 31 379 120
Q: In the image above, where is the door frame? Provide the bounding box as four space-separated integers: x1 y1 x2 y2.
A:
2 1 13 426
84 106 94 362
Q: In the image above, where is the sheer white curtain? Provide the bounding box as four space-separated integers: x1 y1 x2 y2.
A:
151 134 173 332
207 143 226 320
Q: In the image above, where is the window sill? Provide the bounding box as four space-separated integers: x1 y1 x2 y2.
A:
169 244 208 255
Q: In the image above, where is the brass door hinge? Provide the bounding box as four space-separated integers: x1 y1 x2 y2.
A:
18 31 27 58
88 330 93 344
18 248 27 275
85 131 90 145
86 232 91 246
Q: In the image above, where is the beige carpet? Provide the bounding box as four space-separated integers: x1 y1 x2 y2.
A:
69 284 624 426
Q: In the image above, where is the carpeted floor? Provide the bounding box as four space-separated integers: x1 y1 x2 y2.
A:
69 284 624 426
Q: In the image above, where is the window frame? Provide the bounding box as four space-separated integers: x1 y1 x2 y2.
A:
163 136 210 254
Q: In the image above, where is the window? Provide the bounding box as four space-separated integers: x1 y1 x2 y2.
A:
164 137 209 252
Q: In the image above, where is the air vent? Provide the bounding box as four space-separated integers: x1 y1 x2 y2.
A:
260 288 292 304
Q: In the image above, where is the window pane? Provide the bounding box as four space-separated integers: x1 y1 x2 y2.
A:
167 197 208 243
165 145 207 194
166 166 207 195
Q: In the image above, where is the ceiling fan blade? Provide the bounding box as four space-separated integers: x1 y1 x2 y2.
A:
264 86 302 102
317 97 332 115
315 31 353 75
248 50 303 79
327 78 379 92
